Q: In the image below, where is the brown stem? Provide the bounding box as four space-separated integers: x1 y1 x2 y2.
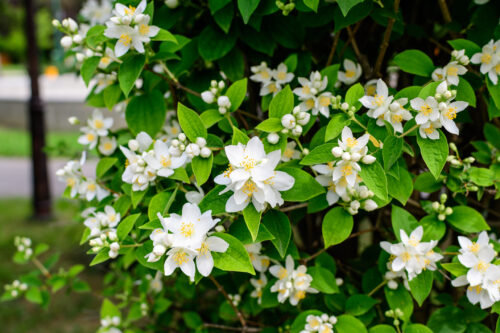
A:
32 257 51 278
209 275 247 330
346 25 371 78
373 0 401 78
145 67 201 97
236 109 263 121
438 0 452 23
326 29 342 67
280 203 308 213
203 323 261 332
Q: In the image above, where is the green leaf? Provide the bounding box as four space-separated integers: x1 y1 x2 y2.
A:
198 25 237 61
300 143 335 165
237 0 260 24
486 78 500 109
199 185 232 215
96 157 118 178
25 287 43 304
103 84 122 110
308 266 339 294
303 0 320 12
325 113 351 142
178 103 207 142
391 205 419 242
469 167 495 186
242 204 262 241
117 213 140 240
384 285 413 321
441 262 468 277
125 90 167 137
408 270 433 306
484 123 500 150
211 233 255 274
118 54 145 97
456 79 476 107
256 118 283 132
269 85 294 118
191 155 213 186
322 206 354 248
335 315 368 333
151 28 177 42
114 196 131 217
219 47 243 80
101 298 121 318
284 54 298 72
447 39 481 58
183 311 203 329
359 161 388 200
414 172 443 193
214 2 234 33
337 0 364 17
393 50 435 77
383 136 403 171
404 324 433 333
278 167 325 202
232 126 250 144
419 215 446 242
200 109 224 128
387 167 413 205
209 0 231 13
80 56 100 86
229 217 274 244
170 168 190 183
131 189 146 208
148 191 172 220
321 64 340 91
262 210 291 258
139 218 161 230
90 248 110 266
447 206 490 233
369 325 397 333
345 294 377 316
225 78 247 111
345 83 364 110
417 129 448 179
427 306 466 333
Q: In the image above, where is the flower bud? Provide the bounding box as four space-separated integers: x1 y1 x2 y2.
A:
302 148 309 155
110 242 120 252
438 213 446 221
267 132 280 144
342 152 351 161
52 19 61 28
438 102 447 111
217 95 231 108
335 277 343 286
341 102 349 111
195 137 207 147
218 81 225 89
445 207 453 215
60 36 73 49
297 112 310 126
291 125 302 136
351 152 361 162
440 193 447 203
281 128 289 134
388 280 398 290
165 0 179 8
292 106 300 115
331 146 343 157
201 91 215 104
215 225 225 232
185 143 201 158
464 157 475 164
178 133 187 142
362 155 376 164
310 87 318 95
153 244 166 256
67 18 78 32
281 114 296 129
432 201 440 211
363 199 378 211
108 249 118 258
128 139 139 151
444 90 452 99
210 80 217 88
347 207 358 215
122 16 132 25
112 316 121 326
200 147 211 158
72 34 82 44
68 116 79 125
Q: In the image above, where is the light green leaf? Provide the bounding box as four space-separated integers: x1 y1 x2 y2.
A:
118 54 145 97
384 285 413 321
487 78 500 109
125 90 167 137
300 143 336 165
447 39 481 58
308 266 339 294
191 155 213 186
447 206 490 233
103 84 122 110
322 206 354 248
417 129 448 179
335 315 368 333
345 294 377 316
414 171 443 193
404 324 433 333
262 210 291 258
200 109 224 128
148 192 172 220
468 167 495 186
303 0 320 12
269 85 294 118
383 136 403 171
387 167 413 205
256 118 283 132
101 298 121 318
278 167 325 202
242 204 262 241
393 50 435 77
80 56 100 86
131 189 146 208
456 78 476 107
225 78 247 112
199 185 232 215
232 126 250 144
369 325 397 333
212 232 255 274
345 83 364 110
441 262 468 277
359 161 388 200
284 54 298 72
96 157 118 178
178 103 207 142
408 270 433 306
117 213 140 240
325 113 351 142
151 28 177 42
391 205 419 242
337 0 364 17
419 215 446 242
90 248 110 266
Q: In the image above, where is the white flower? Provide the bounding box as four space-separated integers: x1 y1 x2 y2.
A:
337 59 362 85
111 0 147 24
458 232 493 258
260 81 280 96
80 0 112 26
385 99 412 133
337 126 369 156
282 141 301 162
359 79 393 122
78 127 99 149
364 79 378 96
120 144 157 191
267 132 280 144
458 249 496 287
86 109 113 136
250 273 268 304
195 236 229 277
250 62 273 84
272 63 294 86
269 255 317 305
313 162 341 205
78 178 109 201
245 243 270 272
104 19 158 57
294 71 331 117
93 72 116 93
98 136 117 156
214 137 295 212
418 120 442 140
201 91 215 104
411 96 439 125
442 61 467 86
56 158 85 198
98 47 119 69
60 36 73 49
281 114 296 129
438 100 468 135
471 40 500 83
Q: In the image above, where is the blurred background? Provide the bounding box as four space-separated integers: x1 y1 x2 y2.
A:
0 1 117 331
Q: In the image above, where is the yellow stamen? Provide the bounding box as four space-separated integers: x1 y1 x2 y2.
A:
420 104 433 116
445 106 457 120
345 70 355 78
180 222 194 237
173 250 188 266
119 34 132 46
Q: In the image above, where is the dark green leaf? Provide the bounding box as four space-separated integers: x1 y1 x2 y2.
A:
322 206 354 248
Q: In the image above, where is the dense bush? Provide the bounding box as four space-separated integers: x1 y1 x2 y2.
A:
4 0 500 332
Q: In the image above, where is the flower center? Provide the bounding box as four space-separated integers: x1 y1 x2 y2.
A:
260 70 269 79
242 181 257 197
278 267 287 279
277 71 286 81
101 57 110 65
94 119 104 129
267 82 277 93
327 181 336 192
198 242 209 256
424 124 434 134
86 133 95 141
87 183 96 191
241 156 257 171
446 66 458 76
305 98 315 109
481 53 491 64
139 24 149 35
224 165 233 178
392 114 403 123
119 34 132 46
103 142 113 150
476 260 490 272
302 86 311 95
402 252 411 262
319 95 330 107
373 94 385 106
295 290 306 300
284 148 294 158
469 242 479 253
346 137 358 148
173 251 188 266
180 222 194 237
495 64 500 74
124 5 136 15
345 69 355 78
341 165 353 176
161 156 172 167
420 104 433 116
67 177 76 187
445 107 457 120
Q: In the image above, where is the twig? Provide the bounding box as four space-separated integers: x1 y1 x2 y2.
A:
367 280 388 296
326 29 342 67
346 26 371 78
236 109 263 121
397 124 419 138
203 323 261 332
32 257 51 278
209 275 247 330
338 22 362 58
145 66 201 97
280 203 308 213
373 0 400 77
438 0 452 24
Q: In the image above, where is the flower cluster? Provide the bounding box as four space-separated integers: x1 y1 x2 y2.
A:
300 313 337 333
452 232 500 309
84 206 121 258
104 0 159 57
77 109 115 151
249 273 268 305
380 226 443 280
53 18 84 50
360 79 412 133
471 39 500 84
384 261 409 290
201 80 232 114
314 127 377 214
120 132 186 191
146 203 229 281
99 316 122 333
3 280 28 299
411 81 468 139
214 137 295 212
431 194 454 221
432 49 469 86
80 0 112 26
250 62 294 96
281 106 311 137
14 236 33 260
269 255 317 305
293 71 332 117
337 58 362 86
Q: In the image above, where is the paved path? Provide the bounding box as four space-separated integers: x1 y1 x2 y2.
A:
0 157 97 198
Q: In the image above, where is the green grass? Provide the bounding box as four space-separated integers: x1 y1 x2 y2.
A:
0 199 101 333
0 127 82 157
